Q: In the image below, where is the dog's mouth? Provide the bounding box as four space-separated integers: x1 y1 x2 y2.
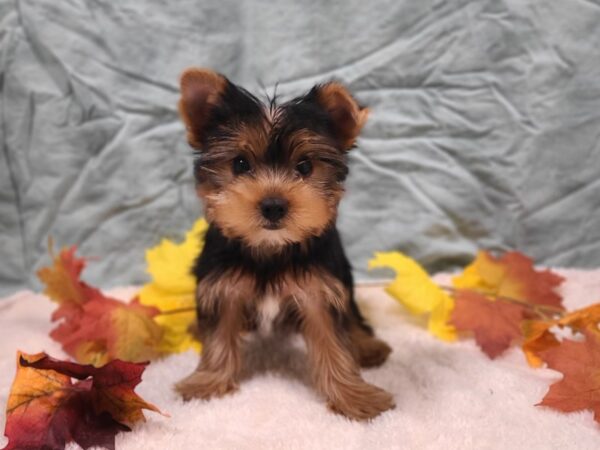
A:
262 222 283 231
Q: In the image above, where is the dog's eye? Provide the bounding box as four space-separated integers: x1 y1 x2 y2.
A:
232 156 251 175
296 159 313 177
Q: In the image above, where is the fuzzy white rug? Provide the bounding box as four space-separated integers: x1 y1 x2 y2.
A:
1 270 600 450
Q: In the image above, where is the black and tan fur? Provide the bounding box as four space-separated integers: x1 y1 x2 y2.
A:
175 68 394 420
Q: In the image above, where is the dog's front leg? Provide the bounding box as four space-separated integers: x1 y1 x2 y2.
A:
175 279 246 401
298 281 395 421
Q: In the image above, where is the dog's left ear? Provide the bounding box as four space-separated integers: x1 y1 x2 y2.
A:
314 83 369 150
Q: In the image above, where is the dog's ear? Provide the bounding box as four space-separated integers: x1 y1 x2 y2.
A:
179 68 227 149
314 83 369 150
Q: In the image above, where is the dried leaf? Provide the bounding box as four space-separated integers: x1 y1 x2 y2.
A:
139 218 208 354
451 290 526 358
522 320 560 367
368 252 456 341
3 352 161 450
538 330 600 423
453 251 565 310
523 302 600 367
556 303 600 331
38 247 163 366
38 246 103 310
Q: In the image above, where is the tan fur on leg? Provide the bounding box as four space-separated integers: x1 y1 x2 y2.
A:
297 284 395 420
175 283 246 401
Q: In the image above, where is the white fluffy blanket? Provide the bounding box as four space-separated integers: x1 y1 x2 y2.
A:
1 270 600 449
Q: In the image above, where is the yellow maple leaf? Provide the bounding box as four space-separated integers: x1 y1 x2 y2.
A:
368 252 456 341
138 218 208 354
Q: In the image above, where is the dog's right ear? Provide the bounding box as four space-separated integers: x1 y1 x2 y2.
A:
179 68 227 149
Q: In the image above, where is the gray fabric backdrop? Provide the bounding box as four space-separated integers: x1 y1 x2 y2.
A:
1 0 600 296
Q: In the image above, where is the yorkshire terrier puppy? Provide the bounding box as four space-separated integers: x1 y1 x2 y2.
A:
175 68 394 420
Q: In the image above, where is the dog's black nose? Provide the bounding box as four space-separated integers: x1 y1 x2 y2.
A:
260 197 289 222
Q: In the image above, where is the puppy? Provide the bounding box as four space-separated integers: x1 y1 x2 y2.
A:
175 68 394 420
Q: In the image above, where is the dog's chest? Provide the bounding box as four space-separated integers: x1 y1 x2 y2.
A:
256 294 281 335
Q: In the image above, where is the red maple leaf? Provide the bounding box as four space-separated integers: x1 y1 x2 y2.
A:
37 247 163 366
450 250 566 358
3 352 162 450
453 251 565 311
495 252 565 309
537 330 600 423
451 290 526 358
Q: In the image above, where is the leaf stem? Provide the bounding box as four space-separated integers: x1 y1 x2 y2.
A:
438 285 564 319
358 279 564 320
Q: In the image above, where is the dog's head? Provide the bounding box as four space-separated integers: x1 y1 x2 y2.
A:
179 68 368 252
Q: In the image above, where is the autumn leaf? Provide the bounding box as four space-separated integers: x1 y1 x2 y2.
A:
20 353 163 424
556 302 600 331
522 319 560 367
523 302 600 367
37 247 163 366
139 218 208 354
3 352 162 450
38 246 104 311
368 252 456 341
447 251 565 358
453 251 565 310
537 330 600 423
451 290 526 358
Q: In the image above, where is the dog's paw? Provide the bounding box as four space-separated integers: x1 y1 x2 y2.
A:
356 336 392 368
327 382 395 421
175 370 238 401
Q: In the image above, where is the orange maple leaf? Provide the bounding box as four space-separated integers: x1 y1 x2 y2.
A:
537 330 600 423
3 352 162 450
523 302 600 367
522 320 561 367
37 247 163 366
38 246 104 309
451 290 526 358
